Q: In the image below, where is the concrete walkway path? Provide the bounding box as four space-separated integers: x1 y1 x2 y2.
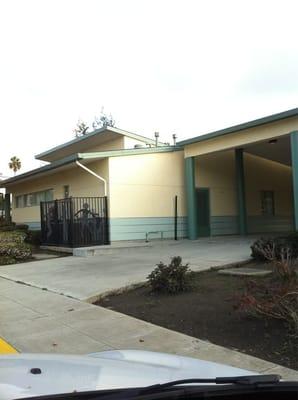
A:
1 237 297 380
0 237 253 300
0 277 297 380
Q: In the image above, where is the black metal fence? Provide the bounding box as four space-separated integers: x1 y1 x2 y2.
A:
40 197 110 247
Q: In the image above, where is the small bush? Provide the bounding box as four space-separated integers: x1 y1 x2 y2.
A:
15 224 29 232
0 242 32 260
0 230 32 261
236 278 298 337
250 237 277 262
147 256 194 294
0 256 16 265
25 230 41 245
250 236 297 281
0 224 15 232
251 235 298 262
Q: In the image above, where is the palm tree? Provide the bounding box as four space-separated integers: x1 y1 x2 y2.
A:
9 156 21 176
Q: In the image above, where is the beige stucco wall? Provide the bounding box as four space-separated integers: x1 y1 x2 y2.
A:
245 153 293 216
195 150 237 216
9 159 109 224
108 151 186 218
185 116 298 158
195 149 293 217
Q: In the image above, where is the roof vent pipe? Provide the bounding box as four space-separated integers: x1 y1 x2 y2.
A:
154 132 159 147
172 134 177 146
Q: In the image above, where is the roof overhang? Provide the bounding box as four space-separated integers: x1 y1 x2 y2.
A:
178 108 298 146
0 154 81 188
35 126 164 162
1 146 182 188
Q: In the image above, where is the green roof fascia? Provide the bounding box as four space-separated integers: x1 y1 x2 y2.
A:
0 154 81 187
78 146 183 160
35 126 163 160
178 108 298 146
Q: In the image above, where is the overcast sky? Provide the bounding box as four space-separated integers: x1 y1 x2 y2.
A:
0 0 298 176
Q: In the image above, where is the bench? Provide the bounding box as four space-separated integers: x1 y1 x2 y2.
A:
145 231 164 242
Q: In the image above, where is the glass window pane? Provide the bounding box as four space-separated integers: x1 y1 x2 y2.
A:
45 189 53 201
16 195 24 208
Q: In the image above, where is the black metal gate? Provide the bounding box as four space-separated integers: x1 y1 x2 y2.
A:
40 197 110 247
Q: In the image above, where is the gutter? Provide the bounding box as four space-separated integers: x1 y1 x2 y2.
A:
76 161 107 196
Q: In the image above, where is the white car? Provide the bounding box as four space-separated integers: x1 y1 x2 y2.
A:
0 350 296 400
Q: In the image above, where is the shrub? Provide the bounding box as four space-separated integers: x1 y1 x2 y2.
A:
0 230 32 261
147 256 194 294
0 256 16 265
15 224 29 232
25 230 41 245
236 278 298 337
251 235 298 262
250 237 277 262
0 231 26 244
250 236 297 281
0 242 32 260
0 224 15 232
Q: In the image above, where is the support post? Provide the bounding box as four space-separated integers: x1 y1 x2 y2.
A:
4 193 11 224
235 148 247 235
290 131 298 231
185 157 197 239
174 195 178 240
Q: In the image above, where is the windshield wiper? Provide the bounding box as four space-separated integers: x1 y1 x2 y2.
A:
18 375 284 400
142 374 281 392
91 374 282 400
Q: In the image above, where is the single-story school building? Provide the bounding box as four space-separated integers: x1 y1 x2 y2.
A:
1 108 297 245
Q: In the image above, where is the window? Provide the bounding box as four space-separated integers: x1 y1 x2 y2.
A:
45 189 53 201
15 195 24 208
261 191 275 216
64 185 70 198
15 189 53 208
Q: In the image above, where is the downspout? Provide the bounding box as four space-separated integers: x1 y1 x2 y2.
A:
75 161 107 196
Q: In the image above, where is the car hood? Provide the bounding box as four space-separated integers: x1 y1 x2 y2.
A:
0 350 255 400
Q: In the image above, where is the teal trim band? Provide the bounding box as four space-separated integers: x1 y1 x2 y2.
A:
185 157 197 239
211 216 239 235
247 215 293 233
235 149 247 235
110 217 187 241
290 131 298 231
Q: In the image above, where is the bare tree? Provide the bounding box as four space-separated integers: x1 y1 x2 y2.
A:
92 108 116 130
73 120 89 138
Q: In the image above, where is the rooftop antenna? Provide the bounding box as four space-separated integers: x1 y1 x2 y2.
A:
172 134 177 146
154 131 159 147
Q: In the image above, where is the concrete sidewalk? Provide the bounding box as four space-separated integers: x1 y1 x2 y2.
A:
0 237 253 300
0 277 297 379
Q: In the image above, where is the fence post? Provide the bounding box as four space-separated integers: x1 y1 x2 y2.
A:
174 195 178 240
104 196 110 245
